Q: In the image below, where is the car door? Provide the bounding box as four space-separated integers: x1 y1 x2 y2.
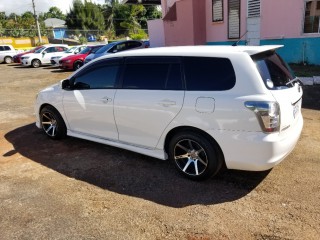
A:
41 47 56 64
62 58 121 140
114 56 184 149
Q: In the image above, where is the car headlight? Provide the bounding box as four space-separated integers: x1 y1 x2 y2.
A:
66 60 72 63
23 56 30 59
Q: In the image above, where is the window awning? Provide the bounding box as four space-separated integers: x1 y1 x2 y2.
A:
163 2 177 21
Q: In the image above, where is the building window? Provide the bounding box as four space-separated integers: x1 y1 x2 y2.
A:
228 0 240 39
304 0 320 33
212 0 223 22
248 0 260 18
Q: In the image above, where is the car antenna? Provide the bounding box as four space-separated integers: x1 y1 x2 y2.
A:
232 31 248 46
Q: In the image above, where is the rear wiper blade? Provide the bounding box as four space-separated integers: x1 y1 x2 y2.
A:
286 77 303 86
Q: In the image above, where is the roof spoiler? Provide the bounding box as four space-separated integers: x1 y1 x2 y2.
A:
244 45 284 55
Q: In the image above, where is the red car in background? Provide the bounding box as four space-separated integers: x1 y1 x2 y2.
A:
59 45 104 71
12 46 43 63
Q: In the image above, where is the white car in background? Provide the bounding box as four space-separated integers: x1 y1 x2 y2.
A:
0 44 21 64
21 44 69 68
50 45 87 67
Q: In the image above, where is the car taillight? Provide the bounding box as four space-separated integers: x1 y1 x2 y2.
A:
245 101 280 133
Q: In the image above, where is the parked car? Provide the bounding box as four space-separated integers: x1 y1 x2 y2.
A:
35 45 303 180
50 45 87 67
13 46 43 63
59 45 104 71
21 44 68 68
84 40 146 64
0 44 20 64
87 34 96 42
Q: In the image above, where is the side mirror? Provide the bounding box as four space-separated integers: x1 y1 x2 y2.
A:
61 79 71 90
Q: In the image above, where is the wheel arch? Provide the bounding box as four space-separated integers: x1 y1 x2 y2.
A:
32 58 41 64
38 103 66 127
164 126 225 166
4 55 13 63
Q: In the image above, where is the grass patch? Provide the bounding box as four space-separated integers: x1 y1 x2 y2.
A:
290 63 320 77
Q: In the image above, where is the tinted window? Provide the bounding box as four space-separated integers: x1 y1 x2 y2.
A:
73 61 120 89
4 46 11 50
113 43 126 52
122 57 182 90
79 47 91 54
126 41 142 50
91 46 103 54
183 57 236 91
0 46 3 51
56 47 68 52
95 43 116 54
45 47 56 53
253 52 296 89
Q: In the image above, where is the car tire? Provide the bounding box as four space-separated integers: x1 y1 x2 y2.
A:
168 131 223 181
4 56 12 64
31 59 41 68
73 61 83 70
40 106 67 140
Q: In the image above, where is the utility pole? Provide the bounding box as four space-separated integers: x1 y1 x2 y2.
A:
32 0 42 43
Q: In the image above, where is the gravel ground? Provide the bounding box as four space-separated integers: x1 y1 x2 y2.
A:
0 63 319 240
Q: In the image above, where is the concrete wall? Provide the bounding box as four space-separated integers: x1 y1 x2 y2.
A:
205 0 247 42
261 37 320 65
0 37 49 50
163 0 195 46
260 0 304 39
147 19 165 47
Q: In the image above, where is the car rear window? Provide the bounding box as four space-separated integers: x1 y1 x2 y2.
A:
252 51 296 89
183 57 236 91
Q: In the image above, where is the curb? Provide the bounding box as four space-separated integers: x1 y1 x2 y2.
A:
299 76 320 86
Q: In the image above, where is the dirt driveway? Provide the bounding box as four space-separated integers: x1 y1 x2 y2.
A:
0 63 319 240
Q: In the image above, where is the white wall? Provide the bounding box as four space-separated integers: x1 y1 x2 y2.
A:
147 19 165 47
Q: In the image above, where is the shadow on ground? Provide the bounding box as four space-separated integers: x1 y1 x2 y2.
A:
4 123 270 208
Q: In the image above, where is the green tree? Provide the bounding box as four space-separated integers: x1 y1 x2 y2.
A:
66 0 105 34
43 7 66 20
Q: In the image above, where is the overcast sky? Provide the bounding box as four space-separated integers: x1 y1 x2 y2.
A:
0 0 106 15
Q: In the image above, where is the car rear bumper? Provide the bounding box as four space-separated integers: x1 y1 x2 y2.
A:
207 113 304 171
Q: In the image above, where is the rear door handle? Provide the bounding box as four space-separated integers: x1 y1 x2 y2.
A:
159 100 176 107
101 97 112 103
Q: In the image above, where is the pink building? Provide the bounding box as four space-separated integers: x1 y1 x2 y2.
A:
147 0 320 64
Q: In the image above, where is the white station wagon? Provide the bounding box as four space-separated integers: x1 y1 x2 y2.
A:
35 45 303 180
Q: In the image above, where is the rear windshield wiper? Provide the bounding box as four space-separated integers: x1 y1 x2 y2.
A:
286 77 303 86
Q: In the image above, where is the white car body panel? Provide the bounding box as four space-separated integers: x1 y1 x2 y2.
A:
114 90 185 149
62 89 118 140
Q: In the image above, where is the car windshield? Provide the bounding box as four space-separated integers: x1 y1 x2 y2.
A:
95 42 117 54
34 46 46 53
252 51 296 89
65 46 78 53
